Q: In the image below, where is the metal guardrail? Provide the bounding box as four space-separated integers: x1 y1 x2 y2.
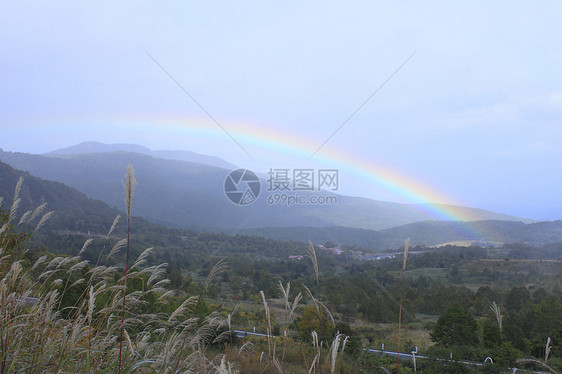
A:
232 330 550 373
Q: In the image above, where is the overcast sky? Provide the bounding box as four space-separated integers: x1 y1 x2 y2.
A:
1 1 561 220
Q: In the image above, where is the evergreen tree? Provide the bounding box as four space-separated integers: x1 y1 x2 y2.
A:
431 302 479 346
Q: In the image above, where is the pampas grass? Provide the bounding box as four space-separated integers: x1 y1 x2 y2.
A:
0 172 240 373
516 358 559 374
397 238 410 374
277 281 301 365
309 331 321 374
0 170 372 374
491 301 503 339
205 257 228 293
277 280 302 328
260 290 273 373
546 336 552 363
8 176 22 223
329 333 343 374
306 240 319 292
118 164 136 373
303 284 335 329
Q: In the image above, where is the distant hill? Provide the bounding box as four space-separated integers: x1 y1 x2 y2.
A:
238 220 562 248
46 141 237 170
0 147 530 232
1 158 560 248
0 160 123 233
0 161 311 262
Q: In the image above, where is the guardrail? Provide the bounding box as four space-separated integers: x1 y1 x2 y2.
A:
232 330 550 373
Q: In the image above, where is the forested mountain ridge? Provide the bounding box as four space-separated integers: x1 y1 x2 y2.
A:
46 141 237 170
0 160 122 233
0 147 530 233
1 158 560 248
239 219 562 248
0 159 308 258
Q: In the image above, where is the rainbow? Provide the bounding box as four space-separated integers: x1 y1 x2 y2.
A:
11 117 487 229
124 117 482 222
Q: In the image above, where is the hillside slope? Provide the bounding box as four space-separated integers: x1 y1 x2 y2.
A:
1 159 560 248
0 160 122 233
0 148 529 231
238 220 562 249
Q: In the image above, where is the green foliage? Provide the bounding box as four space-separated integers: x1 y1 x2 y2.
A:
481 317 502 349
525 296 562 357
473 286 497 316
335 321 361 357
431 303 479 347
295 305 335 344
505 286 531 311
3 165 562 372
0 183 236 373
419 358 473 374
493 341 520 368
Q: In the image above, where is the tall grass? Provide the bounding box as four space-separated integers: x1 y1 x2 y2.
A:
397 238 410 374
278 280 301 364
0 172 236 373
546 336 553 363
118 164 136 373
490 301 503 339
0 171 360 373
516 358 559 374
306 240 319 293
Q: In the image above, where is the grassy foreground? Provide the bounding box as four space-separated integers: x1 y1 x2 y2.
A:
0 172 363 373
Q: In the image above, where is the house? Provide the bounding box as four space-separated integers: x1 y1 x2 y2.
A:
330 247 343 255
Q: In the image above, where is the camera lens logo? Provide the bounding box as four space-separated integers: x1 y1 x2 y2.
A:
224 169 261 205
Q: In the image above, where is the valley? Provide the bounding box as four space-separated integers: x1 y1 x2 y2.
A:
1 147 560 372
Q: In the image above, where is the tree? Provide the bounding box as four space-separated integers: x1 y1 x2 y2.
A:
527 296 562 357
474 286 497 316
506 286 531 312
532 288 549 304
481 315 502 349
295 305 335 343
431 303 478 346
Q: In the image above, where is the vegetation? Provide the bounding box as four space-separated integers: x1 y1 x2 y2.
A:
0 152 553 239
0 176 238 372
1 167 561 372
430 303 479 346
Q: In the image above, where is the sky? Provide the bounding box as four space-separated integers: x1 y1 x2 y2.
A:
1 1 561 220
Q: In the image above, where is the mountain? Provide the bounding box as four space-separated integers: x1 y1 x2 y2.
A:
0 147 530 232
0 161 311 264
379 219 562 247
0 160 123 233
239 220 562 248
1 158 560 248
46 141 237 170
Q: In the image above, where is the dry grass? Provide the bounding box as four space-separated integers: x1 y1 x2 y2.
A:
490 301 503 338
306 240 319 291
397 238 410 373
0 174 237 373
0 171 358 374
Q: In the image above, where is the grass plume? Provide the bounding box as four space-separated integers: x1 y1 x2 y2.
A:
306 240 319 292
546 336 552 363
397 237 410 374
0 171 244 373
119 165 136 373
204 257 228 293
491 300 503 339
